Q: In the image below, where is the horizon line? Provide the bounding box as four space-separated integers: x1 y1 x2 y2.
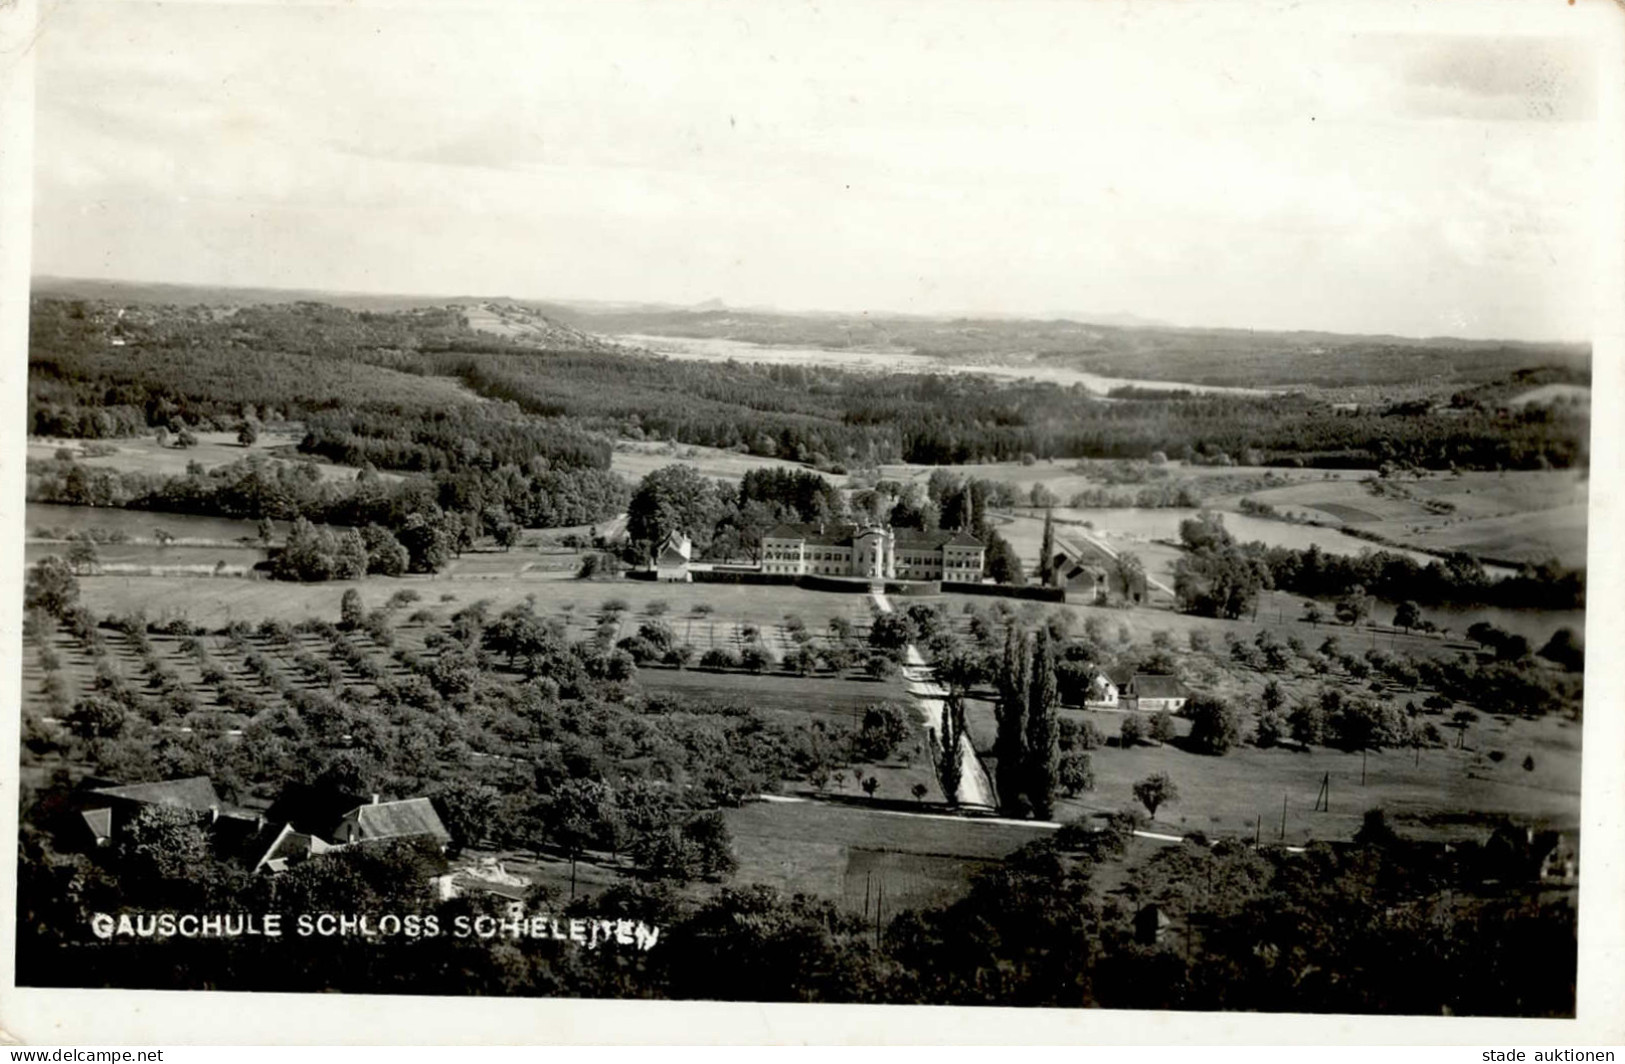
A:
29 272 1594 350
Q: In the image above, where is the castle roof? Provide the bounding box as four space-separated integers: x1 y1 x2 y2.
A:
762 522 983 550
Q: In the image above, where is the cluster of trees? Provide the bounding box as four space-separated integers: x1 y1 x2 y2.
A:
1261 542 1583 612
299 406 611 475
28 450 628 582
1172 513 1271 619
990 628 1065 819
1168 511 1585 618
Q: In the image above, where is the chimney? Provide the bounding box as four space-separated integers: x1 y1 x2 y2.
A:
371 794 381 805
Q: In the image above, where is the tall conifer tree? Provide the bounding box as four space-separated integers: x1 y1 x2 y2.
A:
993 626 1032 815
1024 627 1060 819
1038 508 1057 586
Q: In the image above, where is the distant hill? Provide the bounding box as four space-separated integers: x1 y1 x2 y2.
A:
32 276 1589 390
31 276 493 314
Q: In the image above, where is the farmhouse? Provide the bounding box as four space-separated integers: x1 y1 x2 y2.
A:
75 776 223 847
332 796 453 849
1126 673 1187 713
1083 671 1120 707
760 522 984 581
655 532 692 582
1051 534 1146 604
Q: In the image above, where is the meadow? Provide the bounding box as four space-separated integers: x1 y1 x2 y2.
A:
28 430 390 484
721 797 1055 914
955 696 1580 846
1234 469 1589 567
611 438 824 485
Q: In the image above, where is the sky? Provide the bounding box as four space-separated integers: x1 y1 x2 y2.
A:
28 0 1613 340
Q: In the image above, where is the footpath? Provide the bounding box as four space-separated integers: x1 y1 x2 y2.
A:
870 589 996 811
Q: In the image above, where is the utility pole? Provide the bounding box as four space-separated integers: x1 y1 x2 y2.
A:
1279 793 1287 841
1362 747 1368 786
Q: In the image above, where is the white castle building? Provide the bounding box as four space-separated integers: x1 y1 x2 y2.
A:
759 522 985 581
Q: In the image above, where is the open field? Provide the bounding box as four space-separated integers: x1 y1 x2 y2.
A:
877 459 1358 501
723 797 1054 914
618 333 1273 397
70 571 882 640
956 699 1581 846
611 438 824 485
28 501 272 545
28 431 394 484
1232 469 1589 567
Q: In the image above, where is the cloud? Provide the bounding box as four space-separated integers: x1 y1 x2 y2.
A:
1399 36 1597 121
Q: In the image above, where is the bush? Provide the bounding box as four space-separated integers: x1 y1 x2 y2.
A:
1186 695 1240 755
864 654 898 681
1058 752 1095 796
1119 714 1145 748
1077 719 1105 750
855 703 910 762
1150 711 1176 744
699 648 741 671
1254 708 1285 748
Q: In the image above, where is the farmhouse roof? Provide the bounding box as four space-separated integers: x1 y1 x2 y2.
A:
80 808 113 844
344 797 453 845
89 776 221 811
658 532 692 561
265 783 371 837
762 522 983 550
1131 674 1186 700
764 521 857 546
254 823 335 873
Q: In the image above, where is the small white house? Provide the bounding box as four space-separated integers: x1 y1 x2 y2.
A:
656 532 693 582
1127 673 1187 713
1083 672 1119 707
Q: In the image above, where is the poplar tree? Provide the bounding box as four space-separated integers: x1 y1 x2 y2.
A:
939 690 965 806
1024 627 1060 819
993 626 1032 815
1038 509 1057 586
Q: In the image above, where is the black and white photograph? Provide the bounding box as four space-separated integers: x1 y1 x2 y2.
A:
2 0 1622 1045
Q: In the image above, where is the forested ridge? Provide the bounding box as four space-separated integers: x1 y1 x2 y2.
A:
30 298 1589 473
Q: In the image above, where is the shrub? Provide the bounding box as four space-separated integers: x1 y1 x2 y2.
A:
1254 708 1285 748
1058 753 1095 796
699 648 740 671
864 654 898 681
1186 695 1240 755
855 703 910 762
1119 714 1145 748
739 645 774 673
1150 710 1176 744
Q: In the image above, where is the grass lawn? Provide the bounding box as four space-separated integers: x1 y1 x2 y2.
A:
960 695 1579 845
73 571 883 634
612 438 825 485
1237 469 1588 568
28 430 392 484
723 798 1053 914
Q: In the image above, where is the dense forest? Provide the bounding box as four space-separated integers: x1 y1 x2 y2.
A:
29 298 1590 473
